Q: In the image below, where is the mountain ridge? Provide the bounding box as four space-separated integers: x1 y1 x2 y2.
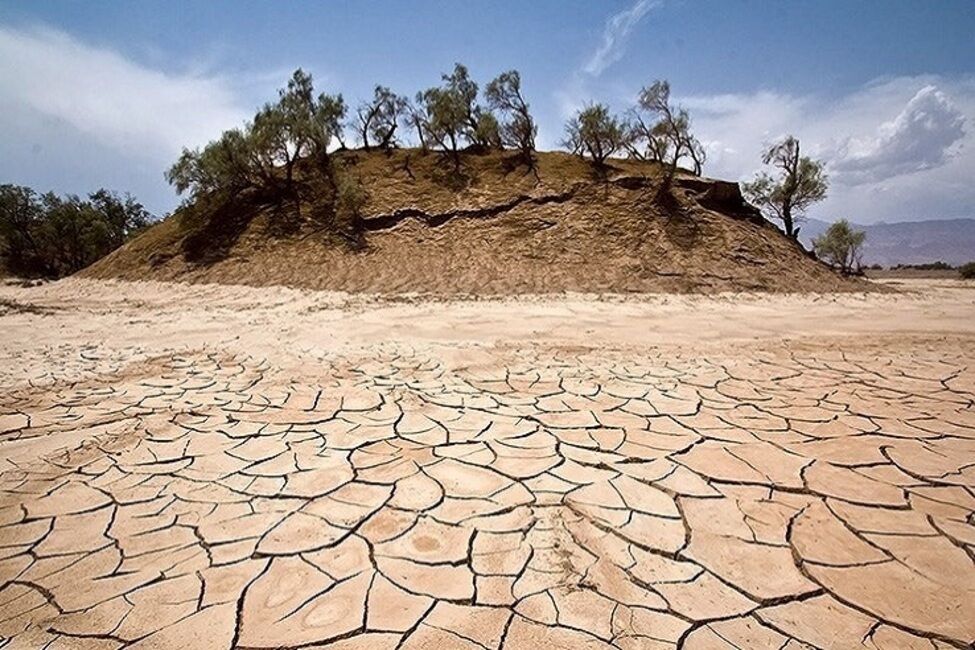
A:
801 217 975 266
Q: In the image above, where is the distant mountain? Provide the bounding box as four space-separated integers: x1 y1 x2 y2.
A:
800 218 975 267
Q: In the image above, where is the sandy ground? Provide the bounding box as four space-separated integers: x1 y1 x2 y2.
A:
0 278 974 648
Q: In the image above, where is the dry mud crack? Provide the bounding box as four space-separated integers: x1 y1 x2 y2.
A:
0 279 974 649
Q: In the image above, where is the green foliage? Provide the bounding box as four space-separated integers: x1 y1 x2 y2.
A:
893 261 953 271
417 63 502 158
166 68 345 201
485 70 537 158
418 84 468 156
742 136 828 239
625 80 705 177
0 184 151 278
474 112 502 149
334 172 368 230
355 86 407 150
813 219 866 274
562 104 625 165
960 262 975 279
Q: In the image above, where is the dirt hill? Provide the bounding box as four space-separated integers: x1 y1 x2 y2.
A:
83 150 864 293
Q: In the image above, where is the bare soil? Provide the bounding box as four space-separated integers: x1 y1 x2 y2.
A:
0 278 972 648
82 150 866 294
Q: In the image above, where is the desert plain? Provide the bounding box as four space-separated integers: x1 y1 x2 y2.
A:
0 278 974 649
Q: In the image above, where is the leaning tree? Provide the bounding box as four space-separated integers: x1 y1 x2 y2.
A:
742 136 828 240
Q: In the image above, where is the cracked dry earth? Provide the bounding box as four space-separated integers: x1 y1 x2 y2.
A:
1 280 974 649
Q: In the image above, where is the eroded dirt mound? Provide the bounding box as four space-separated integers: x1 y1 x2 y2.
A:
83 150 863 293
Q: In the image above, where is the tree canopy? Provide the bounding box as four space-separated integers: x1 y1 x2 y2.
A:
166 69 346 201
742 136 828 240
813 219 866 274
485 70 537 161
625 80 706 179
0 184 151 278
562 104 626 166
355 86 407 150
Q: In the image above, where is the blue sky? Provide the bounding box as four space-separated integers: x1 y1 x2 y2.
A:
1 0 973 223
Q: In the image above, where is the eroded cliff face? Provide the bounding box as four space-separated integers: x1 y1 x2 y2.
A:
83 150 863 294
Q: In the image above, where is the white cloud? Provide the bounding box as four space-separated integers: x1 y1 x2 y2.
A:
682 76 975 223
551 0 660 131
583 0 659 77
0 25 251 158
828 85 966 184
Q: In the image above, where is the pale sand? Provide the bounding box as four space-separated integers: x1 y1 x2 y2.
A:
0 278 973 648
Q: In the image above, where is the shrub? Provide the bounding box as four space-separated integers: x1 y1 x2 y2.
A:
813 219 866 274
960 262 975 279
334 173 368 233
562 104 625 166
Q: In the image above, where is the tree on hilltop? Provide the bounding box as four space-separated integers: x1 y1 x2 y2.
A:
562 104 626 166
485 70 537 164
355 86 407 150
625 80 706 181
442 63 500 150
166 68 346 202
742 136 827 240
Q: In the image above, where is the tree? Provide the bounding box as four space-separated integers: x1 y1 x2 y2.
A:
0 184 48 275
485 70 537 161
418 84 468 165
88 190 151 248
167 127 271 200
813 219 866 274
0 184 152 278
355 86 406 150
625 80 706 180
441 63 500 149
562 104 625 166
166 68 345 201
310 91 347 157
403 96 430 151
742 136 828 240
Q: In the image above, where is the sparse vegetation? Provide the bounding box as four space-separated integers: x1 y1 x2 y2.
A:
813 219 866 274
562 104 626 166
485 70 538 164
893 261 953 271
333 171 368 236
742 136 828 240
625 80 706 180
0 184 151 278
354 86 407 150
166 68 346 203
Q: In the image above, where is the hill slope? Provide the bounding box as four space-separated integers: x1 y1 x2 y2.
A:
802 218 975 267
84 150 862 294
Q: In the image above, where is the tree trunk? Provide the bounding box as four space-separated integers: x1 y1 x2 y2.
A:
782 203 795 239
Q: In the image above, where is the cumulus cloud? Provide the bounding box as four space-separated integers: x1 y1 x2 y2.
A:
583 0 659 77
681 76 975 223
828 85 966 184
0 25 251 158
